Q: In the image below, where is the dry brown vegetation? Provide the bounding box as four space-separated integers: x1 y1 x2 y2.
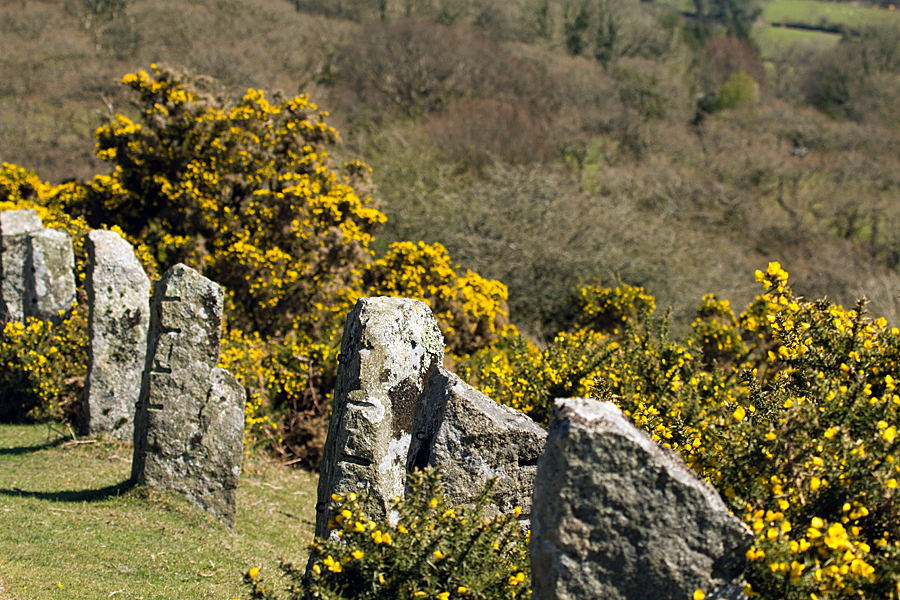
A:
2 0 900 338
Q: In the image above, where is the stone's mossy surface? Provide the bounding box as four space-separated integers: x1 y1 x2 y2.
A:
407 366 546 519
131 263 244 527
315 297 445 539
0 209 43 322
531 398 753 600
24 228 76 324
83 229 151 440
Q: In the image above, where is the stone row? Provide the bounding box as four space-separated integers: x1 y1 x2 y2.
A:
1 209 244 526
316 297 754 599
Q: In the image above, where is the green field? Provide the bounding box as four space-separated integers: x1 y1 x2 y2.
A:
0 425 318 600
761 0 900 29
654 0 900 32
753 23 842 56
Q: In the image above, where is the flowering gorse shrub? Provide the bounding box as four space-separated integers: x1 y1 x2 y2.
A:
243 468 530 600
79 65 386 339
461 263 900 599
0 310 88 423
365 241 509 357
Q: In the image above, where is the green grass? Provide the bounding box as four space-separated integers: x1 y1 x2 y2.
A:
0 424 318 600
654 0 900 30
761 0 900 29
753 23 842 57
654 0 694 12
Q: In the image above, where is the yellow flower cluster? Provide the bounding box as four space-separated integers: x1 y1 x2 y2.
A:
462 263 900 599
577 282 656 332
366 241 509 357
294 469 530 600
0 310 88 422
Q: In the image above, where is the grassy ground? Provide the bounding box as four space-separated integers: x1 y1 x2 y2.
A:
0 424 318 600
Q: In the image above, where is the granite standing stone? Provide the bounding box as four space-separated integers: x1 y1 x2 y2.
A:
83 229 151 440
131 264 245 527
531 398 753 600
0 209 43 323
315 297 445 539
406 366 546 520
24 228 76 324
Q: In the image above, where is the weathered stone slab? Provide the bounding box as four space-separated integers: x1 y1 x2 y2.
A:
131 263 245 527
314 297 445 539
0 209 42 323
83 229 151 440
531 398 753 600
406 365 546 519
24 228 76 324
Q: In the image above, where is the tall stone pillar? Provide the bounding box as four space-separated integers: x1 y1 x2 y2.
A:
314 297 445 539
131 263 245 527
0 209 42 323
83 229 151 440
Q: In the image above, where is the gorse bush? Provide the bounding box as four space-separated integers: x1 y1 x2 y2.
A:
81 64 385 340
0 311 89 423
243 468 530 600
459 263 900 599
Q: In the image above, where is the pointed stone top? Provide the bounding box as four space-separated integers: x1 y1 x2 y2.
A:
551 398 728 511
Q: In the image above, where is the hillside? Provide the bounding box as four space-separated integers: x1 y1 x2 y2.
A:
2 0 900 336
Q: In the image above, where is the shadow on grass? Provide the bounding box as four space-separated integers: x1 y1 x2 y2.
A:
0 434 69 456
0 479 135 503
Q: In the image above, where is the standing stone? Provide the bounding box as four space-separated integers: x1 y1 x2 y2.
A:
0 209 42 323
406 366 546 520
314 297 445 539
531 398 753 600
83 229 151 440
24 228 76 324
131 264 245 527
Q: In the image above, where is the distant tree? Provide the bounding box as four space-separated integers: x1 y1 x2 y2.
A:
594 0 617 63
533 0 552 41
692 0 760 40
564 0 591 55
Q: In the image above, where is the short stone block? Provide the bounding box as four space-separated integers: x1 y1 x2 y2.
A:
531 398 753 600
406 366 546 520
0 209 42 323
24 228 76 325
